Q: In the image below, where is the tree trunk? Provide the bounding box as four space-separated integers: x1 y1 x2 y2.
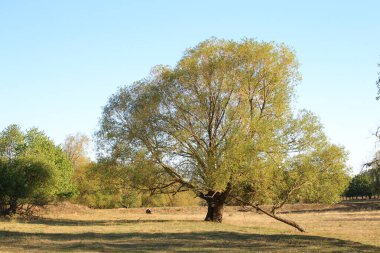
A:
205 198 224 222
200 185 231 223
9 198 18 215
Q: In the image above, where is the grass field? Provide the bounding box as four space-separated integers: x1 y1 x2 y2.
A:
0 200 379 252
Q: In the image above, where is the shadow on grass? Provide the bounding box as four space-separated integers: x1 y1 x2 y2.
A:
0 230 379 252
280 200 380 214
22 218 179 226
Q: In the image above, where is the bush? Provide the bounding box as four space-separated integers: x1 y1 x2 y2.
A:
0 158 53 216
0 125 75 216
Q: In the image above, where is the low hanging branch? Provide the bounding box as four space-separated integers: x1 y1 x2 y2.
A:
233 196 306 232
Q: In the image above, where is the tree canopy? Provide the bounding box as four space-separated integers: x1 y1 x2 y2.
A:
0 124 75 216
345 172 373 199
96 38 350 231
363 150 380 197
63 133 90 170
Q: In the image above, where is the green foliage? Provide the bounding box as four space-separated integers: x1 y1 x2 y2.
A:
367 152 380 196
345 172 373 198
23 128 75 197
0 125 75 216
369 166 380 195
71 161 128 208
0 124 24 160
96 38 349 212
0 158 53 215
352 151 380 198
71 160 200 208
344 148 380 199
290 144 350 204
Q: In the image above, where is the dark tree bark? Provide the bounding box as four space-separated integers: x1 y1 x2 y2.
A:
9 198 18 214
204 193 225 222
200 183 231 223
0 198 18 217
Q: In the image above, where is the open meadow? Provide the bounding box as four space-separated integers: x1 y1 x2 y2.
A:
0 200 379 252
2 1 380 253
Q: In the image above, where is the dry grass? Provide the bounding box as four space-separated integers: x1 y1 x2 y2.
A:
0 201 379 252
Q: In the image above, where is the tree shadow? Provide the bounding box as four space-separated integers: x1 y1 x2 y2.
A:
279 200 380 214
0 230 379 252
22 218 180 226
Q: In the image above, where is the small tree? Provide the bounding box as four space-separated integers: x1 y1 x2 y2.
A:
0 158 53 216
63 133 91 170
0 125 74 216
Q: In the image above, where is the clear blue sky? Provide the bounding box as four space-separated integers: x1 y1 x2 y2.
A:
1 1 380 174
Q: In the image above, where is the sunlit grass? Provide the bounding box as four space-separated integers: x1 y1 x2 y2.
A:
0 202 379 252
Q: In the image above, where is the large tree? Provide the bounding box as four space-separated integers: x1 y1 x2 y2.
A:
97 38 349 231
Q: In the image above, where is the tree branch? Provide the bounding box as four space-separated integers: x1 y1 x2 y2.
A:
232 196 306 232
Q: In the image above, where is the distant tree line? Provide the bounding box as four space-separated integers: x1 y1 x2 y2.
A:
344 62 380 200
344 166 380 200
